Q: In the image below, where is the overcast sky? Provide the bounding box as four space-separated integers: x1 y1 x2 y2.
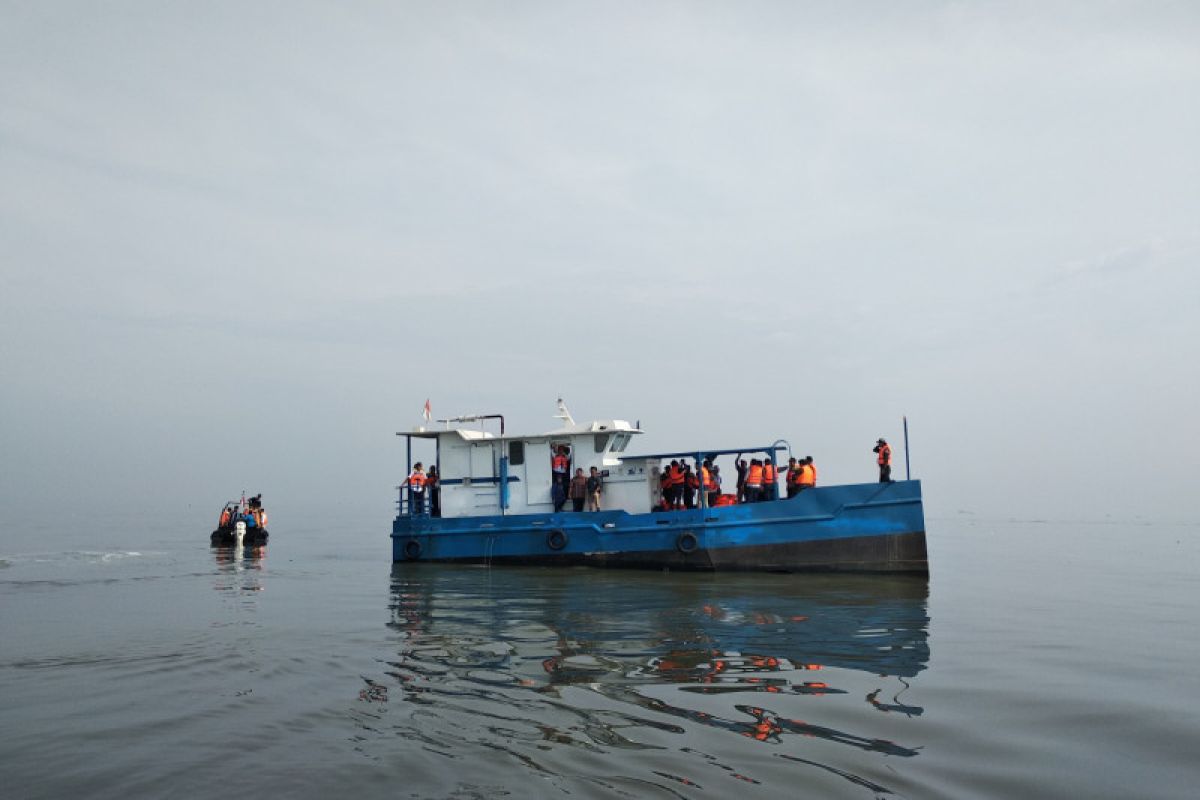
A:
2 2 1197 532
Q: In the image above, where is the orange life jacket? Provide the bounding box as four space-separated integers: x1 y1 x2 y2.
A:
552 454 568 472
702 466 716 491
763 464 777 483
666 465 683 487
746 465 763 487
219 510 231 526
798 464 816 486
877 444 891 466
408 471 427 489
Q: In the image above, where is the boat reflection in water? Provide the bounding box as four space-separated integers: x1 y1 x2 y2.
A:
386 565 929 765
211 545 267 595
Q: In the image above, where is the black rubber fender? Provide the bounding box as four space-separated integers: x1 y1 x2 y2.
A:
676 531 699 554
403 538 422 560
547 529 568 551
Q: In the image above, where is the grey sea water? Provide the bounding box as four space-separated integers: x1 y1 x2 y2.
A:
2 513 1198 799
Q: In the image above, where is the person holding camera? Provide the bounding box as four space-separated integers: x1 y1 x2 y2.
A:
873 439 892 483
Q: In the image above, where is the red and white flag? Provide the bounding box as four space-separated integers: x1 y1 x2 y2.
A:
422 399 432 421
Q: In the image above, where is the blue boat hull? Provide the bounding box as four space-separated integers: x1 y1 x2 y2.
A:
392 480 927 573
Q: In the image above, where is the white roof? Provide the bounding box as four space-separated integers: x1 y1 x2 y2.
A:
542 419 641 436
403 419 641 442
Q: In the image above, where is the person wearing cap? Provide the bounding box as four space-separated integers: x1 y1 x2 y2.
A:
873 439 892 483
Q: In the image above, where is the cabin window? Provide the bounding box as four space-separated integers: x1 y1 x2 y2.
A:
594 433 610 453
610 433 631 452
508 441 525 466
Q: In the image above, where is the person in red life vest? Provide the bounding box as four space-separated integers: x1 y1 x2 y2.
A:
744 459 764 503
763 458 778 501
873 439 892 483
785 457 801 498
405 462 428 514
219 507 232 527
551 445 570 495
797 456 817 491
426 465 440 517
683 463 699 509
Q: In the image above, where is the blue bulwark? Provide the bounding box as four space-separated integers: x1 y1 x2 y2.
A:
392 480 927 573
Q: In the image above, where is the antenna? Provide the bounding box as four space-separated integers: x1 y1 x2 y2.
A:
555 397 576 426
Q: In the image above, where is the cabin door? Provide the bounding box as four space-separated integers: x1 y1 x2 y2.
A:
524 440 552 507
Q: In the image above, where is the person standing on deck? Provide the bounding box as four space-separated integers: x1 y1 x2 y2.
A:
744 459 764 503
735 458 748 503
702 460 719 507
873 439 892 483
785 458 801 498
666 460 684 510
797 456 817 491
552 446 571 495
683 463 698 509
587 467 603 511
763 458 778 501
569 468 588 512
427 465 440 517
405 463 427 515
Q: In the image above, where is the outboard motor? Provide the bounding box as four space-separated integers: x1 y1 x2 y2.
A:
235 520 246 547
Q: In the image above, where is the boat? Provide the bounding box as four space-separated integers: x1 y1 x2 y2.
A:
211 497 270 546
391 403 927 573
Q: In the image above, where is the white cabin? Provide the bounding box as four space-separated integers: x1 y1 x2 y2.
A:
407 419 654 517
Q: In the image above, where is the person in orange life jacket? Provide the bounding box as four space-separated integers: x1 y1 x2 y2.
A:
763 458 778 501
683 463 699 509
569 468 588 512
426 465 440 517
797 456 817 490
552 446 571 494
405 462 427 514
873 439 892 483
744 459 764 503
702 460 719 507
219 507 232 527
735 457 748 503
664 460 684 509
